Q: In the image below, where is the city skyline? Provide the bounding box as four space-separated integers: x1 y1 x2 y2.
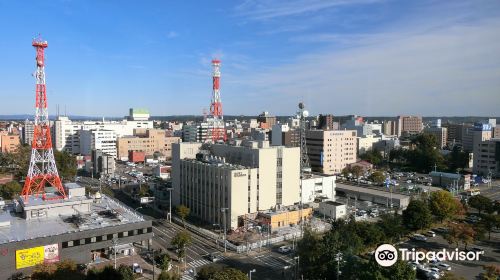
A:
1 0 500 117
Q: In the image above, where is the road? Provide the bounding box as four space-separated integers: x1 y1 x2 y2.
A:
151 219 297 280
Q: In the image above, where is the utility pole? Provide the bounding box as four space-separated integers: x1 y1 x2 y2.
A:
221 208 228 252
112 237 118 269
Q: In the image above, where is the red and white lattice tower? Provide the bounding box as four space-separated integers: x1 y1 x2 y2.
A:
22 36 67 201
209 59 226 142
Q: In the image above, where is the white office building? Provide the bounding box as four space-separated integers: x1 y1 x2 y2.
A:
80 129 117 158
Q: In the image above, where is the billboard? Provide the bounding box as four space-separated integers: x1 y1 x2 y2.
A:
16 244 59 269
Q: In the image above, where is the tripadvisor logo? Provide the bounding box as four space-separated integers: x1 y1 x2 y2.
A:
374 244 483 267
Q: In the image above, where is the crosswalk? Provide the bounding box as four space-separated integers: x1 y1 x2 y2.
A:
187 255 226 269
254 254 293 269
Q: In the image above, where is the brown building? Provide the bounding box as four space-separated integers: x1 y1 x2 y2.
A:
396 116 423 136
424 127 448 148
318 114 334 130
116 129 180 161
494 125 500 139
0 134 20 153
257 112 276 129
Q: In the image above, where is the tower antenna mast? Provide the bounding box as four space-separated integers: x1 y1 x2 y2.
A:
22 35 66 201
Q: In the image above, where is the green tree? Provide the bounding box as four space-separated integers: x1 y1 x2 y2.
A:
377 213 407 243
468 195 493 215
116 264 134 280
158 270 181 280
171 230 192 264
445 223 475 249
196 266 220 280
369 171 386 185
157 253 172 271
0 180 22 199
54 150 77 182
31 260 85 280
341 166 351 177
212 268 248 280
360 149 384 166
446 146 469 172
351 165 364 179
385 260 416 280
429 190 460 222
176 205 190 227
402 200 432 230
482 264 500 280
96 266 122 280
138 184 151 197
478 214 500 240
297 227 326 279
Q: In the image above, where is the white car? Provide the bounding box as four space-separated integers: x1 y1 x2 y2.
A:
278 245 292 254
132 263 143 274
437 263 451 271
426 231 436 237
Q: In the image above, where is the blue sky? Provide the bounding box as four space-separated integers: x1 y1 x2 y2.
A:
1 0 499 117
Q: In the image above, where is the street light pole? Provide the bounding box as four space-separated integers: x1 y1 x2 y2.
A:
167 188 173 222
249 269 256 280
294 256 300 280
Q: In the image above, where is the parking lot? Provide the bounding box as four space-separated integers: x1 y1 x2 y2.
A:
399 229 500 279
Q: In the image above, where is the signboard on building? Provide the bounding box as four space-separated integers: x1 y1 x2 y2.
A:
473 123 492 131
15 244 60 269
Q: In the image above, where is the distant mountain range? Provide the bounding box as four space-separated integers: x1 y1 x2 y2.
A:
0 114 497 124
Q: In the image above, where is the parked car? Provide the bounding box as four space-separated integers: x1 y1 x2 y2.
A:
437 263 451 271
132 263 143 274
412 234 428 241
425 231 436 237
278 245 292 254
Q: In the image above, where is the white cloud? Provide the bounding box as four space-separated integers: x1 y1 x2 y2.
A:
235 0 383 20
227 17 500 116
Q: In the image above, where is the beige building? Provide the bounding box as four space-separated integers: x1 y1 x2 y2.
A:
117 129 180 161
171 141 300 229
424 127 448 148
306 130 357 175
357 134 381 155
0 134 20 153
396 116 423 136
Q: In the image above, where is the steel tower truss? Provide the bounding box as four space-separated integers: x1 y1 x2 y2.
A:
22 36 66 201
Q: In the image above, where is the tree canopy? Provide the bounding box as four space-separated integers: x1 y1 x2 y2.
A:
402 199 433 230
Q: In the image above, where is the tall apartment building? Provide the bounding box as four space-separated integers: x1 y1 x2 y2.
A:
382 120 397 136
271 124 300 147
424 124 448 148
318 114 335 130
443 123 468 146
181 122 223 143
306 130 357 174
473 138 500 177
172 141 300 229
80 129 117 158
22 120 35 145
0 134 20 153
53 114 153 154
116 129 180 161
396 116 423 136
